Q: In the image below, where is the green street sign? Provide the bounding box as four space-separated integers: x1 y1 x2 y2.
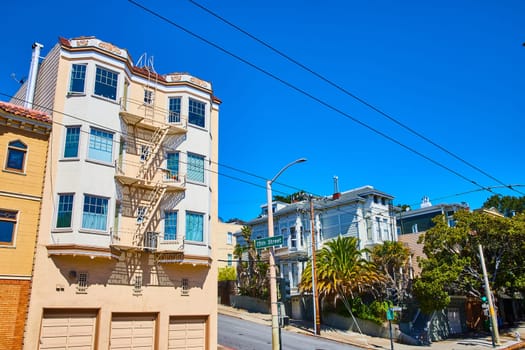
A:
255 235 283 249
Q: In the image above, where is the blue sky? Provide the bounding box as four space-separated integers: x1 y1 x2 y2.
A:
1 0 524 221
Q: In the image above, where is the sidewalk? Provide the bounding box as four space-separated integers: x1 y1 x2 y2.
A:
218 304 525 350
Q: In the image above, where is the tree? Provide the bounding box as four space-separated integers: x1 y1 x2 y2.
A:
371 241 412 302
299 236 384 313
413 210 525 313
233 226 269 299
483 194 525 217
273 191 307 204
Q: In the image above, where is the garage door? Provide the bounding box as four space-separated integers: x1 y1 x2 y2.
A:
110 314 156 349
168 317 206 350
39 311 96 350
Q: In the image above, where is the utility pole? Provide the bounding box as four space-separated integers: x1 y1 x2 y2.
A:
309 196 321 335
478 243 500 346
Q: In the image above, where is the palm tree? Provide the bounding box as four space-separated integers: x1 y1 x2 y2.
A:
299 236 384 315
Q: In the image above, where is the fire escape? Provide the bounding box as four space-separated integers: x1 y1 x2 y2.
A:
113 56 187 263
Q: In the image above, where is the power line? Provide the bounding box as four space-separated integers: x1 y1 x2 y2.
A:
126 0 502 197
185 0 523 197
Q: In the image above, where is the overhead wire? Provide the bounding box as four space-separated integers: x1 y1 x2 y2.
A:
185 0 523 197
126 0 502 197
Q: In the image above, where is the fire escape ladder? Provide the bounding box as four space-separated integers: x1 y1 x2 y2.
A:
133 182 167 247
137 126 169 180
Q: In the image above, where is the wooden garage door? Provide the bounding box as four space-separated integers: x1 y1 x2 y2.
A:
39 311 96 350
168 317 206 350
110 314 156 349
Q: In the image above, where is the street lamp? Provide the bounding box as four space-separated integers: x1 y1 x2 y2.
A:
266 158 307 350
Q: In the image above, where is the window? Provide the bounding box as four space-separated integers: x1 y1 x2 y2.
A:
187 153 204 183
411 223 418 233
227 232 233 245
137 206 146 224
0 209 17 245
69 64 86 93
164 211 177 240
181 278 189 296
56 194 74 228
140 145 149 162
166 152 179 180
168 97 181 123
188 98 205 127
82 195 108 231
88 128 113 163
6 140 27 172
290 226 297 248
77 272 88 293
227 253 233 266
186 212 204 242
144 89 153 105
64 126 80 158
94 66 118 100
133 274 142 293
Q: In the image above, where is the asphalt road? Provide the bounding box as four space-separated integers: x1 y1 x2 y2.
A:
218 314 363 350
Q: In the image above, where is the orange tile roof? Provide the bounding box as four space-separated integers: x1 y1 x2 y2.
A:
0 101 52 124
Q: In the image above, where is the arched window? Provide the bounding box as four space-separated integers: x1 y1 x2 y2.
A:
6 140 27 172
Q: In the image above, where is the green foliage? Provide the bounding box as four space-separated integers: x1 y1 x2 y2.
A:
218 266 236 281
233 226 269 299
415 210 525 312
273 191 307 203
483 195 525 217
371 241 411 301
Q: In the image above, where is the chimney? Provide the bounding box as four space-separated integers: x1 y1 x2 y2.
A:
332 176 341 200
24 42 43 109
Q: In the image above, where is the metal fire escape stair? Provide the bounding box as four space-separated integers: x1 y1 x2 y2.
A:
133 182 167 248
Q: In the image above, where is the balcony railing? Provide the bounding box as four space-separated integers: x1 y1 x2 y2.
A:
119 97 187 132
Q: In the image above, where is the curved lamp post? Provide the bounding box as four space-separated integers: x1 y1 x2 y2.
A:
266 158 307 350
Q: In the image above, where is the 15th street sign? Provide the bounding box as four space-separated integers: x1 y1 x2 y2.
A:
255 235 283 249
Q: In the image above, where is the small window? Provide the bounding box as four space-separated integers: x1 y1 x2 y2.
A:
64 126 80 158
82 195 108 231
290 227 297 248
137 206 146 224
77 272 88 293
56 194 74 228
94 66 118 100
411 223 418 233
6 140 27 172
186 212 204 242
181 278 189 296
227 254 233 266
140 145 150 162
0 209 17 246
168 97 181 123
144 89 153 105
133 274 142 293
69 64 86 94
164 211 178 241
187 153 204 183
227 232 233 245
188 98 205 128
166 152 179 180
88 128 113 163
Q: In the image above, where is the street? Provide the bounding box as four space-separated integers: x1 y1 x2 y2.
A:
218 314 363 350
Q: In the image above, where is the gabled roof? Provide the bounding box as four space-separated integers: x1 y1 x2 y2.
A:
0 101 52 124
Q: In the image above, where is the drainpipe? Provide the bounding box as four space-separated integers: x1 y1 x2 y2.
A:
24 42 43 109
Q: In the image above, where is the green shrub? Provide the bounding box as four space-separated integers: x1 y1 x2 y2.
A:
218 266 236 281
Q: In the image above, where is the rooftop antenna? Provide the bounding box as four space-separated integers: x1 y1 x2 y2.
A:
333 176 341 199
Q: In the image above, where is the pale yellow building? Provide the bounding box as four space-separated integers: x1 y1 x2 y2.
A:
13 37 220 349
0 102 52 349
216 221 242 269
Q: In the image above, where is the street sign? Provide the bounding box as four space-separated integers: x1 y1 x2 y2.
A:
255 235 283 249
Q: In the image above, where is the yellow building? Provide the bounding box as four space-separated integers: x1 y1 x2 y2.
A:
12 36 220 349
0 102 52 350
216 221 242 269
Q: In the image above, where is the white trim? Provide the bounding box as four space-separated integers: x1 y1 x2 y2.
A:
0 274 31 280
0 191 42 201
